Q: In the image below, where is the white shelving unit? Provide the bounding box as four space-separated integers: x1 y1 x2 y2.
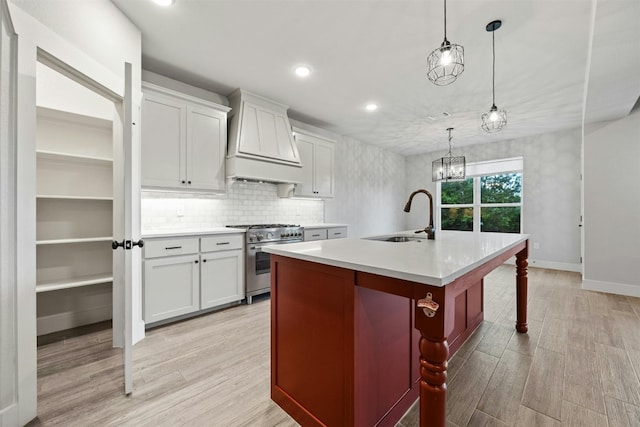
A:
35 106 114 295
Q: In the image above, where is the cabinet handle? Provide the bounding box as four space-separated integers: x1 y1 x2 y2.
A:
195 260 199 264
188 180 192 184
165 246 182 250
216 242 230 246
181 180 186 184
312 234 320 237
203 259 207 263
333 233 342 236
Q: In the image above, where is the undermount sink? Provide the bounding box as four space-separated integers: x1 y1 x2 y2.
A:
364 235 425 243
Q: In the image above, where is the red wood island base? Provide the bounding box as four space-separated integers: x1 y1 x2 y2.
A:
270 241 528 427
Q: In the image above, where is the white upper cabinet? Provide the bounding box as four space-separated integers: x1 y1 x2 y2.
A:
141 83 230 192
290 128 335 198
186 104 226 191
141 93 183 188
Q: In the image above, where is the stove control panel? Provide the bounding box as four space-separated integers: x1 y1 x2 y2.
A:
247 227 303 243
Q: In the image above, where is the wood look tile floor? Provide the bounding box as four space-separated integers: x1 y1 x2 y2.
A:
29 266 640 427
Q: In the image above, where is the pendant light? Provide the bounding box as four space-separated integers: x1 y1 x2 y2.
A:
481 20 507 132
432 128 466 182
427 0 464 86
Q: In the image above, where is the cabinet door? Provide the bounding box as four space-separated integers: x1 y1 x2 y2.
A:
314 140 334 197
141 94 185 189
200 249 244 309
186 104 226 191
143 254 199 323
295 136 315 197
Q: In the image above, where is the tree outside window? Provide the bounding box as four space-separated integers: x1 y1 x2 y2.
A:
440 173 522 233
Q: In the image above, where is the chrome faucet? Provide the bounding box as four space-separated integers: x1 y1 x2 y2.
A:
404 189 435 240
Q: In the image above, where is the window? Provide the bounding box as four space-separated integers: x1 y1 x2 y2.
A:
439 158 523 234
441 178 473 231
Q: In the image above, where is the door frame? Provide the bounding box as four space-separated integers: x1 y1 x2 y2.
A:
7 3 141 423
0 0 20 424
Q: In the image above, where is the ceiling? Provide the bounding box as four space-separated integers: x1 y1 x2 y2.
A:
111 0 640 155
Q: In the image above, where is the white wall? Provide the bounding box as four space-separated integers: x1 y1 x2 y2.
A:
10 0 141 90
405 128 583 271
583 109 640 296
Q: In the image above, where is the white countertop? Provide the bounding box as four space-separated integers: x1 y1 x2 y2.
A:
141 227 246 238
301 223 349 229
262 230 529 286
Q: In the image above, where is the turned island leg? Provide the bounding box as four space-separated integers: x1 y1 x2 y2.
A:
418 335 449 427
515 244 529 333
414 289 448 427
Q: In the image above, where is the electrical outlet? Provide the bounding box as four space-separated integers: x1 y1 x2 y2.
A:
176 205 184 217
533 242 540 249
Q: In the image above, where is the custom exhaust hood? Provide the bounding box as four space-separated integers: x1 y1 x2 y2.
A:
226 89 303 184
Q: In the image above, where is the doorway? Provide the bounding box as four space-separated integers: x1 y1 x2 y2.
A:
32 51 137 395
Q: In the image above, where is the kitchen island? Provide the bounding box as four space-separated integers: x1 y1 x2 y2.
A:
264 231 529 427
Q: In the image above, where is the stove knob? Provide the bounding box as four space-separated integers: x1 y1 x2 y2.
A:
256 234 264 241
267 232 274 240
249 235 254 242
282 232 288 238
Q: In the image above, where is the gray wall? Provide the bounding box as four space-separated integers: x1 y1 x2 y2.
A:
405 128 582 270
583 109 640 296
290 119 407 238
325 135 406 238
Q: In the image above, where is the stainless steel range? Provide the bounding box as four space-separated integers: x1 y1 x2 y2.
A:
226 224 303 304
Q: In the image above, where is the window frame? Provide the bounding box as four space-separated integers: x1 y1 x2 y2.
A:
436 157 524 234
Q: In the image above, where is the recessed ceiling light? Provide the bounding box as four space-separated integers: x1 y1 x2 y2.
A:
365 103 378 112
427 112 451 121
295 66 311 77
151 0 175 6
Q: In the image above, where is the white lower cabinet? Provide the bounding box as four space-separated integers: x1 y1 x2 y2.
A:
143 233 244 325
201 249 243 309
144 254 200 323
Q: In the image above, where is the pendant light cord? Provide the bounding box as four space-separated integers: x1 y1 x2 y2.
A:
443 0 448 41
492 29 496 106
447 128 453 156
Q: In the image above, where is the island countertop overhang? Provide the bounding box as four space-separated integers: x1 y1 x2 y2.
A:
262 230 529 286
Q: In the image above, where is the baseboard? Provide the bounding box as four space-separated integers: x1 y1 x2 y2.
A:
0 402 18 427
37 305 112 336
582 279 640 298
503 258 582 273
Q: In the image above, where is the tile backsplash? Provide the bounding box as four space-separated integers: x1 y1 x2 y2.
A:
141 181 324 232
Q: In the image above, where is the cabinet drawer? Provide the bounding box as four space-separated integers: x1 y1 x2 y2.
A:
144 237 199 259
327 227 348 239
304 229 328 241
201 234 243 252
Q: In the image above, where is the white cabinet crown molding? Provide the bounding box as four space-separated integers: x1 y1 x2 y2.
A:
142 81 231 113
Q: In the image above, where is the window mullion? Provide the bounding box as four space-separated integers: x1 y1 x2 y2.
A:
474 177 481 232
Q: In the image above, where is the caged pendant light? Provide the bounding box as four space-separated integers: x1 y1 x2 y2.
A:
481 20 507 132
427 0 464 86
432 128 466 182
